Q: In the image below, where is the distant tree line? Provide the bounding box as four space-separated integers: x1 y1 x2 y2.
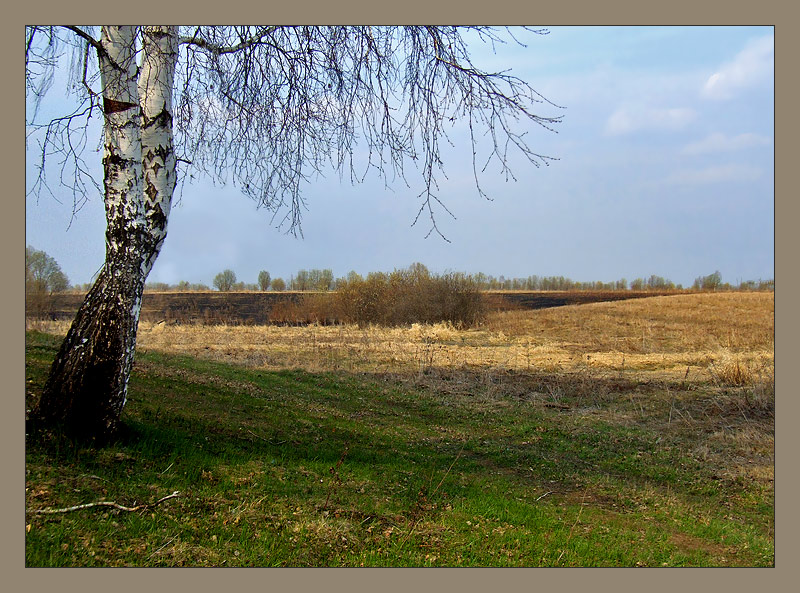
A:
66 265 773 295
474 274 635 291
288 269 335 291
690 270 773 292
27 248 775 331
142 281 212 292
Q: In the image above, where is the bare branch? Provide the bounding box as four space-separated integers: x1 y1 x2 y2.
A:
169 26 562 239
29 491 181 515
179 26 280 55
61 26 102 52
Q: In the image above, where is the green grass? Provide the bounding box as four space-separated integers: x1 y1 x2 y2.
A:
25 330 773 566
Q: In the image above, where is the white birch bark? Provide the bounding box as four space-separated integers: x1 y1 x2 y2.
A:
98 25 144 264
96 25 146 413
35 26 172 439
139 26 178 275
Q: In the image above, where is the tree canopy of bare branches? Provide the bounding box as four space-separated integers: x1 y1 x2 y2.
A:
28 26 561 237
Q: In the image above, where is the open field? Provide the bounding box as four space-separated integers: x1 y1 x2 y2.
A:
133 292 772 385
45 289 674 325
25 292 774 566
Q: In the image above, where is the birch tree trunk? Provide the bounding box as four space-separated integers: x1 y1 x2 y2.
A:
139 26 178 264
33 26 178 441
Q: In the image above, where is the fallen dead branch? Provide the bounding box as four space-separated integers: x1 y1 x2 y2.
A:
29 491 180 515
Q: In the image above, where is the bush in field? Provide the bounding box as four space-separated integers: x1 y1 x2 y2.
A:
333 263 485 328
269 293 338 325
428 271 485 327
335 272 393 326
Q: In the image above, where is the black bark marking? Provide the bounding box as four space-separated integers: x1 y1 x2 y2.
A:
103 97 139 114
148 202 168 233
103 150 126 168
142 108 173 130
145 180 159 204
151 144 172 163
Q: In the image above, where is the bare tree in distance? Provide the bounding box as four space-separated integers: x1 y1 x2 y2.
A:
213 269 237 292
26 25 562 441
257 270 271 292
214 270 236 292
26 246 70 320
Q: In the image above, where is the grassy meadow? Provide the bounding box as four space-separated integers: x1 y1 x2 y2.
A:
25 292 774 566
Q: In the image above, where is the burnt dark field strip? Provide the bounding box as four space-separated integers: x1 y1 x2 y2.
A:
45 290 672 326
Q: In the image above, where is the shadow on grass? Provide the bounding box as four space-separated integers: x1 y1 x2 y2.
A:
25 330 774 567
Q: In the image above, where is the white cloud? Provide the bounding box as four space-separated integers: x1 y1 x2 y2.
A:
702 34 774 100
666 164 762 185
605 106 696 136
683 132 771 155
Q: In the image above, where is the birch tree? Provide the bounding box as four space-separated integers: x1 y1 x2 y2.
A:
26 26 561 441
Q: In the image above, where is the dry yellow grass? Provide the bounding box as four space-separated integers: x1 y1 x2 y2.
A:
31 292 774 387
29 292 774 484
486 292 773 351
483 292 774 384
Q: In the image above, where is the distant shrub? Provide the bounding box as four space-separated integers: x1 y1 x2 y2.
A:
144 282 172 292
333 264 485 328
26 246 70 320
335 272 393 326
265 264 484 328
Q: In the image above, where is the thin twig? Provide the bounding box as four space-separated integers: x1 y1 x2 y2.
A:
148 535 179 559
556 490 587 564
30 491 180 515
536 490 554 502
432 443 465 495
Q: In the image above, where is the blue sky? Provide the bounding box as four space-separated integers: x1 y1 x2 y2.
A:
25 26 774 288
